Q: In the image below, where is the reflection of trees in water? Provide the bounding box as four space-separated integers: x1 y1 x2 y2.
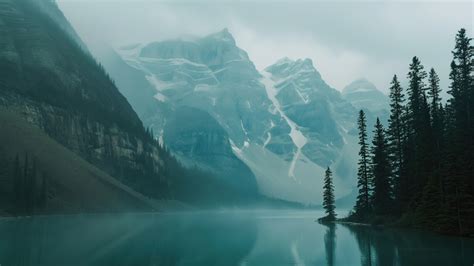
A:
342 224 474 266
323 223 336 266
0 213 258 266
348 225 374 266
343 224 402 266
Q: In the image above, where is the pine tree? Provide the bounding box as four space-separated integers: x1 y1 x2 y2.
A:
0 149 9 193
386 75 405 212
444 28 474 235
13 155 21 213
406 56 430 202
40 172 48 209
323 167 336 221
427 68 442 116
354 110 371 218
452 29 473 132
427 68 445 199
418 173 444 229
451 28 474 191
21 153 29 213
28 158 37 213
370 118 392 215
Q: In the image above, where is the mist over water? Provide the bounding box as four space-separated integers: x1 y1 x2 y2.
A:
0 210 472 266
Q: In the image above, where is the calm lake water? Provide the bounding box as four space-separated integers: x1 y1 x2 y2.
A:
0 210 473 266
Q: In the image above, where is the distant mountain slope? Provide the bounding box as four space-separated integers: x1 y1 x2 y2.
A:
108 30 365 204
342 78 389 112
342 78 390 129
91 44 157 117
111 29 268 197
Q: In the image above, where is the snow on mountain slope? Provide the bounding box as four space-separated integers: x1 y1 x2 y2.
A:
261 72 307 180
112 29 365 204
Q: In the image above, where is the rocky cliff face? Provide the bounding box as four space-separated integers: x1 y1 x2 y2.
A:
263 58 357 167
110 30 366 204
114 29 280 197
164 107 258 196
0 0 173 199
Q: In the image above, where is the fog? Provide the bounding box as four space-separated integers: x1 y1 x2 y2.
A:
58 0 472 94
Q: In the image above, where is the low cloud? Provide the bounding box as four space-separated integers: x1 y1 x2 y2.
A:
58 0 472 94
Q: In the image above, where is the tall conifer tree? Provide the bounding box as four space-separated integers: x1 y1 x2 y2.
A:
371 118 392 214
323 167 336 220
355 110 371 217
406 56 430 200
386 75 406 210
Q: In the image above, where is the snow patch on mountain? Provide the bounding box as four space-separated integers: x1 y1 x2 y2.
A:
230 141 351 203
261 71 308 180
111 29 367 205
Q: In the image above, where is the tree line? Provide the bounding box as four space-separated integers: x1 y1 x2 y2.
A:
350 28 473 235
0 152 48 215
321 28 473 235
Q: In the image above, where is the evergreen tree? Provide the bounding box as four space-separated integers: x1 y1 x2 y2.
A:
40 172 48 209
406 56 430 202
386 75 406 211
427 68 442 115
28 158 37 213
13 155 21 212
0 149 9 192
444 28 474 235
347 28 474 235
370 118 392 215
418 173 444 229
323 167 336 220
355 110 371 217
452 29 473 135
450 28 474 190
427 68 445 199
21 153 29 213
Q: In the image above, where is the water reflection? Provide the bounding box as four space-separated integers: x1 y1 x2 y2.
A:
0 211 473 266
0 212 257 266
323 223 336 266
342 223 474 266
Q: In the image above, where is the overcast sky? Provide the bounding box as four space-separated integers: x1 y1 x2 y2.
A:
57 0 473 94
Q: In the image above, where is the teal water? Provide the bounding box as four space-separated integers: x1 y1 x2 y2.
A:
0 210 473 266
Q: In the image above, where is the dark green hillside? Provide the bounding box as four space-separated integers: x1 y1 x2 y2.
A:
0 0 142 133
0 0 166 201
0 0 261 211
0 110 154 214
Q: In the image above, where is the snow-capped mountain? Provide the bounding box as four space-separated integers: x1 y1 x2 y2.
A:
108 29 378 205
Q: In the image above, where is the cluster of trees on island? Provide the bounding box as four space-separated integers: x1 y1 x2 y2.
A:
321 28 473 236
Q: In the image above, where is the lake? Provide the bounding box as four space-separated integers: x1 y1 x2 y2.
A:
0 210 473 266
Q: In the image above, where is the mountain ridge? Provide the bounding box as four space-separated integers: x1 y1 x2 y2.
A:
0 0 259 214
107 29 380 204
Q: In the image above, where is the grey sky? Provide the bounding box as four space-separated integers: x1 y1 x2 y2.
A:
57 0 473 93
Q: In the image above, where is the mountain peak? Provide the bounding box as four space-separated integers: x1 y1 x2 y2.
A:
204 28 236 45
265 57 319 79
274 56 294 65
342 78 389 112
271 57 313 67
342 78 379 95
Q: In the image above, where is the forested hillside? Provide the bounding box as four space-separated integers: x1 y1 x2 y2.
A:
0 0 256 214
348 29 474 236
